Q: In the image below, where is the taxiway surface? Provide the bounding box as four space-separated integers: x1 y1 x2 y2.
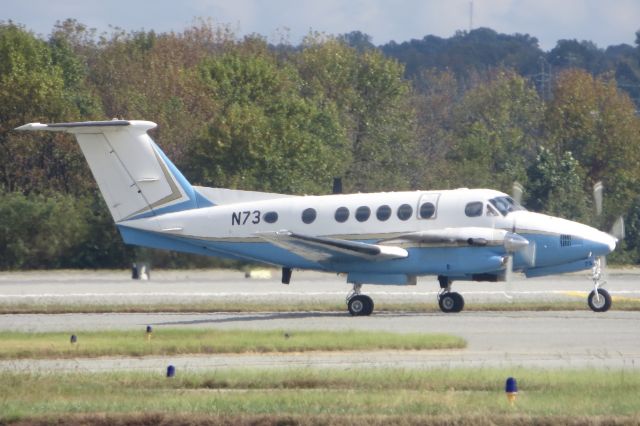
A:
1 270 639 372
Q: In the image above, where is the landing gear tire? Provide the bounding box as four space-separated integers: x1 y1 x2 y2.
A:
348 295 374 316
438 292 464 313
588 288 611 312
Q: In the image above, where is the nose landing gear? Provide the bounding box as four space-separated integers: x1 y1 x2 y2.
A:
588 258 612 312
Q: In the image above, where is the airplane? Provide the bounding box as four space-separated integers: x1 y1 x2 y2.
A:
16 119 623 315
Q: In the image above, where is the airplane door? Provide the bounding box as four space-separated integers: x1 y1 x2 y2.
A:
417 193 440 220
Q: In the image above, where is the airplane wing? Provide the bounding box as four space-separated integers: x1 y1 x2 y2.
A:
256 230 408 263
381 227 529 253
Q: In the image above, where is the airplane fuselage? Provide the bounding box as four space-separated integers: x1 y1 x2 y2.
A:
119 188 615 283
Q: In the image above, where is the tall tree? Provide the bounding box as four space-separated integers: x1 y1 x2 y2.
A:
296 37 417 192
448 70 544 191
545 69 640 225
185 37 346 194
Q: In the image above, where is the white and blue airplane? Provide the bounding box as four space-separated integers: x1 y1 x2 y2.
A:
17 119 622 315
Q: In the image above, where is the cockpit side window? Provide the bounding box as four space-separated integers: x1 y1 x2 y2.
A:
489 196 526 216
486 204 500 216
465 201 483 217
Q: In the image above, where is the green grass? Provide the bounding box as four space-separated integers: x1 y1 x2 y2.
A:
2 368 640 424
0 329 465 359
2 298 640 314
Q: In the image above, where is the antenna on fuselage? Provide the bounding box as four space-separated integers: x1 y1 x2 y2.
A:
332 177 343 194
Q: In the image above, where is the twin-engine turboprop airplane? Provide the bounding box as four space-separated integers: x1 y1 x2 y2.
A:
17 120 622 315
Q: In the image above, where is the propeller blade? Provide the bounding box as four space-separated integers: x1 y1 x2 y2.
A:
503 255 514 301
610 216 625 241
521 241 537 267
593 181 604 216
512 182 524 205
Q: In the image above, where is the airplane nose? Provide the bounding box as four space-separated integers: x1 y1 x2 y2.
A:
591 231 617 256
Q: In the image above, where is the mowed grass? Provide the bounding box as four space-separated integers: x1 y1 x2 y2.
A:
2 297 640 314
0 329 465 359
2 368 640 424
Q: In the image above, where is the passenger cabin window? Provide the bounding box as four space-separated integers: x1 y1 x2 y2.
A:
355 206 371 222
334 207 349 223
397 204 413 221
264 211 278 223
465 202 483 217
376 205 391 221
489 196 526 216
419 202 436 219
301 208 317 224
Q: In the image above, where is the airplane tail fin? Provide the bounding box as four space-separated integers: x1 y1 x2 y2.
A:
16 120 206 222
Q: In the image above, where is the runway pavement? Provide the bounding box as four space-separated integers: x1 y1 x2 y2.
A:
0 269 639 372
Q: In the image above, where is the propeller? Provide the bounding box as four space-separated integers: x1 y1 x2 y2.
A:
512 182 524 205
502 230 534 301
592 181 625 285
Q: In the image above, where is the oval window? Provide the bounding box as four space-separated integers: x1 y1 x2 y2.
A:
264 211 278 224
397 204 413 221
301 208 317 224
419 202 435 219
376 205 391 221
355 206 371 222
465 202 483 217
334 207 349 223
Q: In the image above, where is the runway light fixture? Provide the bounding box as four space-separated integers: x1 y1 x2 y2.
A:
167 365 175 378
146 325 153 342
505 377 518 405
70 334 77 344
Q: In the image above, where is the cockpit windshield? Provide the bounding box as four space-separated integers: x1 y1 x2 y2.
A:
489 196 526 216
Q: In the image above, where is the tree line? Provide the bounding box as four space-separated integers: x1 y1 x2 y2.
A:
1 19 640 269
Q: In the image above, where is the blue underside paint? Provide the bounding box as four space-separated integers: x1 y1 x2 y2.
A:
118 226 606 284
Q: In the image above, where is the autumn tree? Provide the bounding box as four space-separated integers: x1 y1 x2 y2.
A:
545 69 640 226
447 70 544 191
296 36 418 192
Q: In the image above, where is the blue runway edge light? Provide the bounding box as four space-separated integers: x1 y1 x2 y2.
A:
167 365 175 378
505 377 518 404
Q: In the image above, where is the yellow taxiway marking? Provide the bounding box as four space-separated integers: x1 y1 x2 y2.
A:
563 291 640 302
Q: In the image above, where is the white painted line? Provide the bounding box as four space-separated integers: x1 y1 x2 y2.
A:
1 290 640 299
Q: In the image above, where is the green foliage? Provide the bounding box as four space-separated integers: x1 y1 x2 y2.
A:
448 70 543 191
545 69 640 226
525 147 590 221
0 191 87 269
2 22 640 268
187 42 346 193
0 191 131 269
296 37 417 191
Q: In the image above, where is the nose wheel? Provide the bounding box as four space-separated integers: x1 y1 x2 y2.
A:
588 288 611 312
588 258 612 312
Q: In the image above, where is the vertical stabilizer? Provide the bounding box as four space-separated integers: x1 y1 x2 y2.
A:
16 120 199 222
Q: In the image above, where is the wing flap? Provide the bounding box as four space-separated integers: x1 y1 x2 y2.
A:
256 231 408 263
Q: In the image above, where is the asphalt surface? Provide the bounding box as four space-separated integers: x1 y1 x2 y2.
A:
1 269 639 372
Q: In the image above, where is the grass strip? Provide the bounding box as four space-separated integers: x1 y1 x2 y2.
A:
1 298 639 314
1 368 640 423
0 329 465 359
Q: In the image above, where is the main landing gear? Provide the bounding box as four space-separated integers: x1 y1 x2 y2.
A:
437 275 465 313
346 283 374 316
588 258 612 312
